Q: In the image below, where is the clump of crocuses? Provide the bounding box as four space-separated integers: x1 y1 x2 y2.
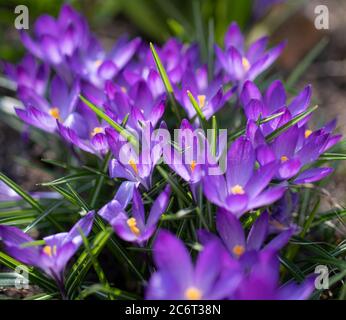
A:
0 4 340 300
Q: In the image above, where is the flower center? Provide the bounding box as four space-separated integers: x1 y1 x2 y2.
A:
190 160 197 172
126 217 141 236
242 57 251 72
232 244 245 257
280 155 289 162
185 287 202 300
197 95 206 108
231 184 245 195
305 129 312 139
91 127 104 137
94 59 103 68
128 159 138 174
49 107 61 120
43 245 57 257
121 86 127 93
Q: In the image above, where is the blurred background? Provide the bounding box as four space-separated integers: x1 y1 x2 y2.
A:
0 0 345 208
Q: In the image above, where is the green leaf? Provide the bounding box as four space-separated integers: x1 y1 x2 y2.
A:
40 172 95 186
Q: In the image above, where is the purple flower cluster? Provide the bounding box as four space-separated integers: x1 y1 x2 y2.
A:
0 4 341 300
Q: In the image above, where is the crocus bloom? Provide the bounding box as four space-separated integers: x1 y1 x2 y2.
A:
0 211 95 287
199 209 293 260
57 100 109 156
203 136 285 217
174 66 233 120
255 124 337 183
146 230 241 300
240 80 312 135
215 22 285 90
162 119 227 199
99 185 171 244
104 79 166 132
107 123 162 189
2 54 49 95
231 249 315 300
15 75 80 133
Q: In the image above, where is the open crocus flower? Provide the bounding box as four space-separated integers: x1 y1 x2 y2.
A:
15 75 80 133
99 185 171 244
146 230 242 300
163 119 227 199
199 209 293 260
20 4 91 80
175 66 234 120
2 54 49 96
215 22 285 90
231 249 315 300
240 80 312 135
107 123 162 189
57 101 109 156
104 79 166 132
0 211 95 288
255 124 337 183
69 35 141 88
203 136 285 217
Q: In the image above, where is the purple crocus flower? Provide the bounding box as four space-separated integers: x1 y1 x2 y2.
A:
146 230 242 300
104 79 166 132
0 211 95 288
240 80 312 135
107 123 162 189
2 54 49 95
215 22 285 90
174 66 234 120
203 136 285 217
199 209 293 260
15 75 80 133
255 124 337 183
99 185 171 244
232 250 315 300
57 100 109 156
163 119 227 199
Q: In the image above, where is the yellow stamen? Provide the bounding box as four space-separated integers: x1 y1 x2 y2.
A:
185 287 202 300
94 59 103 68
128 159 138 174
43 245 57 257
242 57 251 72
127 217 141 236
231 184 245 195
305 129 312 139
190 160 197 172
197 95 206 109
280 155 289 162
91 127 104 137
232 244 245 257
49 107 61 120
121 86 127 93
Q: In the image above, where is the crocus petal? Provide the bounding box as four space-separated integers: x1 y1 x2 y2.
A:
264 80 286 114
288 85 312 116
225 22 244 52
278 158 301 180
114 181 135 209
153 230 194 287
246 36 269 63
244 99 264 120
225 194 249 217
240 81 262 107
248 186 286 209
41 35 63 64
247 211 269 250
147 185 171 227
203 174 228 208
293 167 333 184
264 229 293 251
278 277 315 300
226 136 255 189
216 208 246 253
132 188 146 228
